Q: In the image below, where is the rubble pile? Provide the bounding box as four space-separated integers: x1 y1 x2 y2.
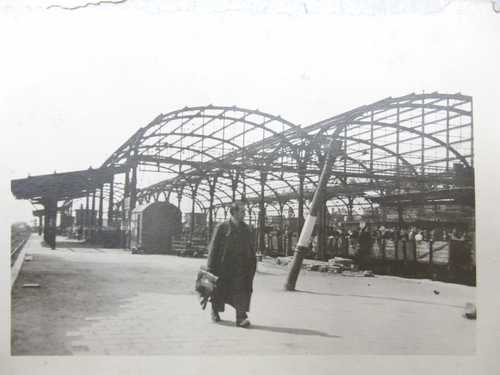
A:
273 256 374 277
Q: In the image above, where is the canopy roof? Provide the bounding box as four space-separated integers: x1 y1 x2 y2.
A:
11 166 125 203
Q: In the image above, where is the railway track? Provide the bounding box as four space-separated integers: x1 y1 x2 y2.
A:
11 235 30 267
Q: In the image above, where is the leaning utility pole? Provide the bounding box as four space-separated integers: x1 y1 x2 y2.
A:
285 138 343 291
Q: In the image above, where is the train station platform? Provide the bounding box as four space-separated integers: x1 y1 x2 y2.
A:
11 234 475 355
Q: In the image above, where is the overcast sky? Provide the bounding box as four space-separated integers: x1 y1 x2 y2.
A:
1 0 499 225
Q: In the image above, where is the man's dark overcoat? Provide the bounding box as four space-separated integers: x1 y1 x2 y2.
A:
206 220 257 313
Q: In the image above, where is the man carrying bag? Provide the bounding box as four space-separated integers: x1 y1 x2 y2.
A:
205 202 257 328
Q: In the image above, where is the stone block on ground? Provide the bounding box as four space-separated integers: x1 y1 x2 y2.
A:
464 302 476 319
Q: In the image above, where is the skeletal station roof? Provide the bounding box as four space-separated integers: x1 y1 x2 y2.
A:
101 92 473 214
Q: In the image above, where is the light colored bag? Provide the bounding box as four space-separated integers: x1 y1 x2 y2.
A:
195 266 219 310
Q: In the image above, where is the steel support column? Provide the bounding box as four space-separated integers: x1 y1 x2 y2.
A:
108 174 114 226
130 162 138 211
98 184 104 228
91 189 96 242
347 196 354 222
446 98 450 171
122 169 130 248
421 97 425 174
38 214 43 236
298 170 305 232
278 201 284 255
318 198 328 260
231 172 239 202
258 171 267 255
177 187 183 209
208 176 217 236
43 195 57 249
85 189 90 240
370 110 374 172
189 183 198 243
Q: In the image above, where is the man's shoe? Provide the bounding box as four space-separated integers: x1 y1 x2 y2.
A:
211 310 221 322
236 318 251 328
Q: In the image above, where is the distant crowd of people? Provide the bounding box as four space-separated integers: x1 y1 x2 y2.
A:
307 224 473 263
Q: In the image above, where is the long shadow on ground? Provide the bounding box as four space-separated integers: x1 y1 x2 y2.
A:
217 320 340 338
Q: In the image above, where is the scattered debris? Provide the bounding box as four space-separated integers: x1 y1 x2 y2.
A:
328 265 343 273
22 283 40 288
329 257 354 269
307 264 320 271
274 256 375 277
464 302 477 320
276 257 288 266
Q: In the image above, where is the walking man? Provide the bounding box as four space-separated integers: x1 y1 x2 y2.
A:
206 202 257 327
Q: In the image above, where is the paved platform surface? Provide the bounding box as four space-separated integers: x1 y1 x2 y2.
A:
11 235 475 355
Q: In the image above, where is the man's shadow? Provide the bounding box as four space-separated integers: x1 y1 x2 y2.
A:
218 321 340 338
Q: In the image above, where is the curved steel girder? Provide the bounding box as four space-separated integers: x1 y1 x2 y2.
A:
302 133 418 176
136 137 309 198
136 162 216 194
111 93 471 210
137 161 193 177
238 173 286 204
189 184 227 210
330 196 373 212
264 201 280 214
296 92 471 143
137 144 226 165
151 170 283 209
160 184 208 212
101 127 146 168
346 120 470 167
138 145 296 181
161 172 256 203
143 173 230 206
333 155 387 192
257 140 301 165
210 176 261 202
162 181 207 212
320 118 469 168
382 102 470 117
140 112 300 159
217 170 300 205
101 105 300 168
185 172 295 212
138 132 243 154
191 179 242 206
144 105 298 134
340 135 418 175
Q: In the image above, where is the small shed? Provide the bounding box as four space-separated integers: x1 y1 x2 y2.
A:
130 201 182 254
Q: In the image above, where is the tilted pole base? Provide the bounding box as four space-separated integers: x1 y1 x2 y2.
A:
284 246 308 291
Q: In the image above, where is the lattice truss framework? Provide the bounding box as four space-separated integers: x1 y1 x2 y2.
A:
99 92 473 225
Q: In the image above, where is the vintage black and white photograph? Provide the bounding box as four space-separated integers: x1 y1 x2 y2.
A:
2 0 500 373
